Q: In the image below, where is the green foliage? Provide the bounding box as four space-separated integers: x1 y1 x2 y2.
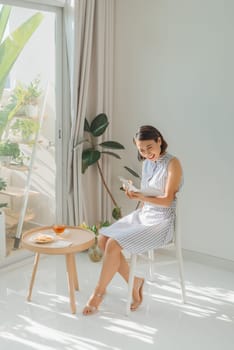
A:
0 177 7 208
112 207 122 220
24 77 42 105
10 77 42 107
81 113 125 173
0 6 10 43
0 140 20 159
0 6 44 98
82 148 100 173
89 113 109 136
80 220 110 237
11 118 39 141
0 77 42 140
80 113 125 220
0 177 7 191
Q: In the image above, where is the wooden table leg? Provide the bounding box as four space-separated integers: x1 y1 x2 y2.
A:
27 253 40 301
66 253 76 314
71 254 79 291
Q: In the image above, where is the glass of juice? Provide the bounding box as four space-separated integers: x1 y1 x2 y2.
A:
52 224 66 235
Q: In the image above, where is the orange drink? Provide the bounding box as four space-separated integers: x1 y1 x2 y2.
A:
52 224 66 235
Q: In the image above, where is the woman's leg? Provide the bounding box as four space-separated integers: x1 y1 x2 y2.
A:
99 235 129 282
83 237 144 315
99 235 144 296
96 238 122 291
83 238 122 315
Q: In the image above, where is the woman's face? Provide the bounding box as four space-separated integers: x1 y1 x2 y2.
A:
135 138 162 162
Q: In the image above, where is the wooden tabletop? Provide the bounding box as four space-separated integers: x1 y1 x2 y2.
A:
22 226 95 255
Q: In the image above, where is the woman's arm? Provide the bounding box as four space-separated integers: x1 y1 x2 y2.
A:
126 157 182 207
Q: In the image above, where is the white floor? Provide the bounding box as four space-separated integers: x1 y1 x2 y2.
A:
0 251 234 350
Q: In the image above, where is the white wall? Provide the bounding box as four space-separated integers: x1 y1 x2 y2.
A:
113 0 234 261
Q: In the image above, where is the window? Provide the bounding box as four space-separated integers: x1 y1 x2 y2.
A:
0 1 62 263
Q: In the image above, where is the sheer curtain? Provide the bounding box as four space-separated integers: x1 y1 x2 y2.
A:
63 0 114 225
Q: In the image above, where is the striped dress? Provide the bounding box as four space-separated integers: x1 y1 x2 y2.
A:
99 153 182 254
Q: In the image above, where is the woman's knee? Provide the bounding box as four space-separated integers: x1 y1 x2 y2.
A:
105 238 121 254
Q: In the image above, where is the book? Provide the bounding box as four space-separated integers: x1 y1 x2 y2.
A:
118 176 163 196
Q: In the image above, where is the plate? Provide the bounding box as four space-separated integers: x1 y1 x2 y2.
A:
34 234 54 244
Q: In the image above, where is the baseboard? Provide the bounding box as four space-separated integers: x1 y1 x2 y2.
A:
155 247 234 272
182 249 234 272
0 250 34 272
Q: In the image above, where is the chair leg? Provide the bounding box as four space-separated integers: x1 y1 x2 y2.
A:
148 250 154 281
126 254 137 316
176 245 186 303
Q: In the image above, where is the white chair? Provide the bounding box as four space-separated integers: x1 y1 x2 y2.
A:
126 194 186 315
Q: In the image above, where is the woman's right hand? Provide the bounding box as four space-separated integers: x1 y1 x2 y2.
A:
126 190 144 202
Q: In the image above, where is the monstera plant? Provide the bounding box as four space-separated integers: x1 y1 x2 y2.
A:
81 113 125 220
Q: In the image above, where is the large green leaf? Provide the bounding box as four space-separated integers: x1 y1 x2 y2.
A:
90 113 109 137
100 151 121 159
84 118 90 132
99 141 125 149
82 159 89 174
0 12 44 98
82 148 101 173
0 6 11 44
112 206 122 220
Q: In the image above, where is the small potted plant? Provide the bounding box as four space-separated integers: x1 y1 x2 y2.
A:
24 77 42 118
0 140 21 166
79 221 110 262
11 118 39 143
8 77 42 119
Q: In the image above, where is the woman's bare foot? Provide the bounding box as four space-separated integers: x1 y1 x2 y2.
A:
131 277 145 311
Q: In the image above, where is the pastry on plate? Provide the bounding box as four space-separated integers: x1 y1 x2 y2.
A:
34 234 54 244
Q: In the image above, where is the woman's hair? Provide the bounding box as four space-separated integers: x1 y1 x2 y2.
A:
134 125 168 161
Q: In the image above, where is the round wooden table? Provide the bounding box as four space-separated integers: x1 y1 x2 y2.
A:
22 226 95 314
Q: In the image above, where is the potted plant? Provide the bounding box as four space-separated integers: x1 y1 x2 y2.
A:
81 113 125 220
9 77 42 118
79 221 110 262
11 118 39 143
0 140 21 165
0 77 42 141
24 77 42 118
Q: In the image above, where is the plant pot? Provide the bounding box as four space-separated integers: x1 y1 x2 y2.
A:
25 104 38 118
88 243 103 262
0 156 12 166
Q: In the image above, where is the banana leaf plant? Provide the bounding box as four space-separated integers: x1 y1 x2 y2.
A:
0 5 44 138
0 6 44 97
81 113 125 220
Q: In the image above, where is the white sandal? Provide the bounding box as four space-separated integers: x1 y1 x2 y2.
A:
82 293 104 316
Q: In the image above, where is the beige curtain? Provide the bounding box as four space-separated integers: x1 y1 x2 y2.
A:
64 0 114 225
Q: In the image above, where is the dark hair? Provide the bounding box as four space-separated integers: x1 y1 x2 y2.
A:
134 125 168 161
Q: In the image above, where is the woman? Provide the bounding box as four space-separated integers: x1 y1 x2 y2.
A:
83 125 183 315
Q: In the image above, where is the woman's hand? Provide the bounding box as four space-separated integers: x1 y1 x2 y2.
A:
125 190 144 201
